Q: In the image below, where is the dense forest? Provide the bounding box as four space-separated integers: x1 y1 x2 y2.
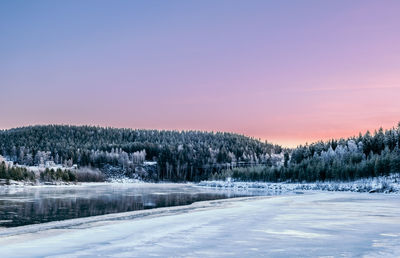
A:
215 123 400 182
0 125 282 181
2 124 400 183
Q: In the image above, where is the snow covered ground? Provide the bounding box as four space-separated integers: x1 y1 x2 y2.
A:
0 192 399 257
199 173 400 194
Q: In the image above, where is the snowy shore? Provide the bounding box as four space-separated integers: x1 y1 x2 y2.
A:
2 173 400 195
0 192 399 257
198 173 400 194
0 177 143 187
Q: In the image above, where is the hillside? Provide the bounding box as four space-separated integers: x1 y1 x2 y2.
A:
216 123 400 182
3 124 400 183
0 125 282 181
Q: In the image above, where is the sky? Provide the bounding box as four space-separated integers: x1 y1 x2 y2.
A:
1 0 400 147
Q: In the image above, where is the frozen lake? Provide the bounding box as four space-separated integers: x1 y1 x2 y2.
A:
0 191 399 257
0 183 275 227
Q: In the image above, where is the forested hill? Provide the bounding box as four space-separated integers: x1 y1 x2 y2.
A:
0 125 282 181
220 123 400 183
286 124 400 181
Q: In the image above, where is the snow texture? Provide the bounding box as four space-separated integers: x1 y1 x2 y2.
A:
0 192 399 257
199 173 400 194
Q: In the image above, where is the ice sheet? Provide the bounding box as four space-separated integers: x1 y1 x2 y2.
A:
0 192 399 257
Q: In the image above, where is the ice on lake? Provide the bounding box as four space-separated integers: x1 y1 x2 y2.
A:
0 183 275 227
0 189 399 257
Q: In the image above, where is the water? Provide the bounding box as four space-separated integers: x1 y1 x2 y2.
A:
0 183 270 228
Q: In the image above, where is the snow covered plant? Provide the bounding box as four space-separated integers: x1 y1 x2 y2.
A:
199 173 400 194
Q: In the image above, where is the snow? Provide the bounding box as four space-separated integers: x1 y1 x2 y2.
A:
143 161 157 166
0 192 399 257
199 173 400 194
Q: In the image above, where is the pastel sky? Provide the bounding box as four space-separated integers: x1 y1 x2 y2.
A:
1 0 400 147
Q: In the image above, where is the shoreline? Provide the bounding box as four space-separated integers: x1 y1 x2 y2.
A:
199 173 400 194
2 174 400 194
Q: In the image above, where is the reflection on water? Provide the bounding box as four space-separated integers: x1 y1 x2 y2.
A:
0 183 270 227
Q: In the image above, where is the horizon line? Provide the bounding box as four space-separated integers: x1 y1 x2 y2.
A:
1 122 399 149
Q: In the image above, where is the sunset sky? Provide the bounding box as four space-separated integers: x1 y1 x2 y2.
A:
1 0 400 147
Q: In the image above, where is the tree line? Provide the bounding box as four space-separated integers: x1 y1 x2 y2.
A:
0 125 282 181
215 123 400 182
3 124 399 183
0 162 105 183
0 162 35 182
